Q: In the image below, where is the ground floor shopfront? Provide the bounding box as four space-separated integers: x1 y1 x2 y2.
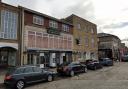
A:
72 51 98 62
0 42 18 68
23 50 72 67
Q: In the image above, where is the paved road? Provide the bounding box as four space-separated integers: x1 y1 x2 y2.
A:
2 62 128 89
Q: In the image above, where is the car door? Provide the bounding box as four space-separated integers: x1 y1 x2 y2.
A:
79 64 84 72
23 67 36 83
32 67 46 81
75 64 82 73
71 64 78 73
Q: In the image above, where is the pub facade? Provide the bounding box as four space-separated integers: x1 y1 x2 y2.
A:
20 7 73 67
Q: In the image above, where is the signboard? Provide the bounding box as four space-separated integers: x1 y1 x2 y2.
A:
40 64 44 68
40 53 44 56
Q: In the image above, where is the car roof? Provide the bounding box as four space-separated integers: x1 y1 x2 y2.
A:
14 65 37 69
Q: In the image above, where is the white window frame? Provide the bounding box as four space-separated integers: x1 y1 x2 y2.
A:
33 15 44 25
0 10 18 39
49 20 58 28
62 24 70 32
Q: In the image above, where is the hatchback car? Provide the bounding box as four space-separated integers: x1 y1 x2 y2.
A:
57 62 87 77
85 60 103 70
99 58 113 66
4 65 56 89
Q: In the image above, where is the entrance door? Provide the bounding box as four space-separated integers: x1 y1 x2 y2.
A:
0 47 17 67
0 51 8 67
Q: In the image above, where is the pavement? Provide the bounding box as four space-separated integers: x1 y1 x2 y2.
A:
0 69 6 88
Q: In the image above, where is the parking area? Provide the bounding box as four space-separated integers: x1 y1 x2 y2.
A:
25 62 128 89
2 62 128 89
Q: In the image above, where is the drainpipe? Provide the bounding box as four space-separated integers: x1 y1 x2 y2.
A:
18 6 24 66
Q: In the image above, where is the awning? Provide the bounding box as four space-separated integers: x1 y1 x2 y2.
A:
0 42 18 50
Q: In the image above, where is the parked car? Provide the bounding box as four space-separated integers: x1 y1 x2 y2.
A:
57 62 87 77
84 60 103 70
4 65 56 89
122 55 128 62
99 58 113 66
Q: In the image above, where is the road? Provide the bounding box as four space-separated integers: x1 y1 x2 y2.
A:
2 62 128 89
26 62 128 89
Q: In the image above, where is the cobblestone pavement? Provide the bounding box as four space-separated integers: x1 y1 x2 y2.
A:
2 62 128 89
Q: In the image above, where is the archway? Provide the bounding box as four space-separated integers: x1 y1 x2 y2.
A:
0 46 17 68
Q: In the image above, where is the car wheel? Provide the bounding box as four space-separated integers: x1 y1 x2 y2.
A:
16 80 25 89
70 70 74 77
47 75 53 82
84 67 87 73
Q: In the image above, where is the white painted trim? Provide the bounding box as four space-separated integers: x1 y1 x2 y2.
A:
0 42 18 49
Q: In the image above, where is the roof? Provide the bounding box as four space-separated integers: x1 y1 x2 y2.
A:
98 33 121 41
65 14 97 26
18 6 73 26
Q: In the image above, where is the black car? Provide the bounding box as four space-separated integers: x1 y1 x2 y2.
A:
83 60 102 70
57 62 87 77
4 65 56 89
99 58 113 66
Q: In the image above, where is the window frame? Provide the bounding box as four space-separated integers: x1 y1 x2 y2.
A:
33 15 44 25
49 20 58 28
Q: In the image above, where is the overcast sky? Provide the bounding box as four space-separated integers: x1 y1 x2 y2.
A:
2 0 128 46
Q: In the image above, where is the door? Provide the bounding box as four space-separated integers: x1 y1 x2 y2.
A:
72 64 80 73
32 67 46 81
76 64 83 72
0 51 8 66
23 67 36 83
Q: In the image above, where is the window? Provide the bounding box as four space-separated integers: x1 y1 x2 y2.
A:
24 67 34 73
85 37 89 46
75 37 81 45
0 10 18 39
49 20 58 28
91 28 94 33
62 24 70 32
91 38 95 47
77 24 81 29
33 15 44 25
33 67 42 73
15 68 24 74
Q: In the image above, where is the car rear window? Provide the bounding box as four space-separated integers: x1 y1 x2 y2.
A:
7 67 16 74
14 68 24 74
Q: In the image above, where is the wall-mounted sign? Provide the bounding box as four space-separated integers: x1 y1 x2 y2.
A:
40 53 44 56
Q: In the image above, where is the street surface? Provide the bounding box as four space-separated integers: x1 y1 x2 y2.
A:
2 62 128 89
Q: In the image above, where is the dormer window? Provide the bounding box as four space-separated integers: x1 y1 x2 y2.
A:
33 15 44 25
49 20 58 28
62 24 70 32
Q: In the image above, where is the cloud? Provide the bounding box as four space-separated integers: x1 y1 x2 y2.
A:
2 0 128 46
102 22 128 29
3 0 38 9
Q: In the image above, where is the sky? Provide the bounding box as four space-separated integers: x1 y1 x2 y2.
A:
2 0 128 46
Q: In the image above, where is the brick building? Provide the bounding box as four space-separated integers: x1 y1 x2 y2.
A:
0 2 21 67
98 33 121 61
20 7 73 67
64 14 98 62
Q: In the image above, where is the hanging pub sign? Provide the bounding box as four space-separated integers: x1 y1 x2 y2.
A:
47 27 60 35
